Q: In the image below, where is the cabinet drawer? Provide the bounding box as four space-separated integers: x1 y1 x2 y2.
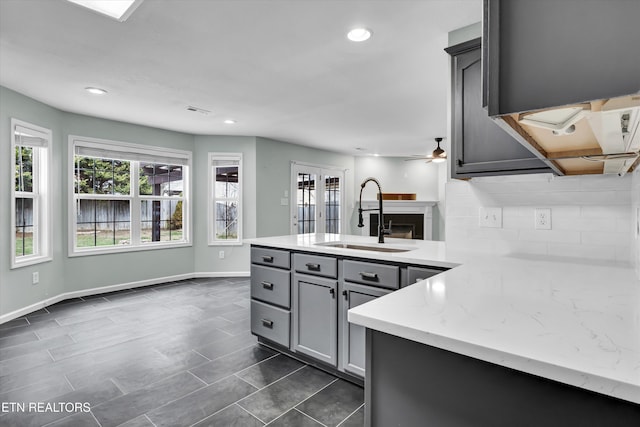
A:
406 266 444 286
293 253 338 279
251 247 290 269
251 300 290 348
251 265 291 308
343 260 399 290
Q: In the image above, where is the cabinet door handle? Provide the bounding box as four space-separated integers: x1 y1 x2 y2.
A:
342 290 348 300
305 263 321 271
359 271 378 280
261 281 274 290
329 288 335 297
261 319 274 328
261 255 274 263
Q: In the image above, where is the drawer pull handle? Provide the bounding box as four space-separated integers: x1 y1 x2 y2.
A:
261 319 274 328
261 256 274 263
305 263 321 271
359 271 378 280
342 290 348 300
261 281 274 290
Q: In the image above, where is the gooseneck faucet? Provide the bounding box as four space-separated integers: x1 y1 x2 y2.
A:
357 177 391 243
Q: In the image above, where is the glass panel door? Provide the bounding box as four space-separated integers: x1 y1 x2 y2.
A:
324 175 341 234
291 164 344 235
296 171 317 234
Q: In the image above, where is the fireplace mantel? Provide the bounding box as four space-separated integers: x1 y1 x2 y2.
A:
359 200 437 240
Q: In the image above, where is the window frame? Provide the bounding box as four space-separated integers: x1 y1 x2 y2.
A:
208 152 243 246
10 118 52 269
68 135 192 257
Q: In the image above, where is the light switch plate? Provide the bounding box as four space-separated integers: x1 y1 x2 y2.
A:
479 207 502 228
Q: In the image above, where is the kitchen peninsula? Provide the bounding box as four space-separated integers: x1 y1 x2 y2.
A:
248 233 640 426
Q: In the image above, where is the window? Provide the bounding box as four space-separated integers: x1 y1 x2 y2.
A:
209 153 242 245
291 163 345 235
70 136 191 256
11 119 52 268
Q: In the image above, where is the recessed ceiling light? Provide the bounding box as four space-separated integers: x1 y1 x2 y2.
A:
85 87 107 95
66 0 144 22
347 28 372 42
224 119 237 125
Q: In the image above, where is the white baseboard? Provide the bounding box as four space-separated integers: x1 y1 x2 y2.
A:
193 271 250 278
0 270 250 325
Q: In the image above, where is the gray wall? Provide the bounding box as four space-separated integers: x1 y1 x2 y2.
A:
255 137 356 237
1 87 198 316
61 112 196 294
1 87 65 315
192 135 257 274
0 87 363 318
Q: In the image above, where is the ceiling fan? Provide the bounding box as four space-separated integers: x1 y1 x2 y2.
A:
405 137 447 163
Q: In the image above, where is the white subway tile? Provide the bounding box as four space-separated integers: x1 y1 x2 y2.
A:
518 229 581 244
468 228 519 241
615 245 632 264
494 240 549 257
579 174 632 191
581 231 630 246
553 217 616 232
547 243 616 262
581 205 631 219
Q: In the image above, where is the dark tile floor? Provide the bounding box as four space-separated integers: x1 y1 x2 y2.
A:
0 278 364 427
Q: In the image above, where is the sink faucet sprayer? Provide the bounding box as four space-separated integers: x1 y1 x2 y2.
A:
357 177 392 243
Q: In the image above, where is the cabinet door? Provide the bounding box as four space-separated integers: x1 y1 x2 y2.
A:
447 39 552 178
483 0 640 116
292 273 338 366
339 282 392 377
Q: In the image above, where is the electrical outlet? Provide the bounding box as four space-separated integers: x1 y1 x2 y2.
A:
218 250 225 259
479 207 502 228
32 272 39 285
535 208 552 230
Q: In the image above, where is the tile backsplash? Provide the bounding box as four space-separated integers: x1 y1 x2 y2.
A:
445 173 634 267
632 168 640 278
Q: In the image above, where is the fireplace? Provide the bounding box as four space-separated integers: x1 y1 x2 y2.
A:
359 200 436 240
370 213 424 240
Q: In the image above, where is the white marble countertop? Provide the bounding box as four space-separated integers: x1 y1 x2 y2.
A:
247 234 640 404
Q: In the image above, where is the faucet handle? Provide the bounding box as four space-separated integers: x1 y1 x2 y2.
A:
383 220 392 235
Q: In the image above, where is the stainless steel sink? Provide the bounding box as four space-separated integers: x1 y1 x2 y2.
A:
315 242 412 253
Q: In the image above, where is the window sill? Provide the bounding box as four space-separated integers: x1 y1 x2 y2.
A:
11 255 53 270
69 241 192 257
208 240 244 247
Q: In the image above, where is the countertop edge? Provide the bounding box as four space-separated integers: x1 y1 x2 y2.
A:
348 310 640 405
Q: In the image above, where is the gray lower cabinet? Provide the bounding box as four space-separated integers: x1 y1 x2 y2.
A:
406 266 444 286
250 245 449 379
339 282 392 377
251 300 290 348
250 247 292 349
292 273 338 366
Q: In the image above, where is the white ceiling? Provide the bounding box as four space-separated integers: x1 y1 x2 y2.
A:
0 0 481 157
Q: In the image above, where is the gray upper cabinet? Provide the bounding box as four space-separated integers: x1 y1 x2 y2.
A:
446 38 552 178
483 0 640 117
